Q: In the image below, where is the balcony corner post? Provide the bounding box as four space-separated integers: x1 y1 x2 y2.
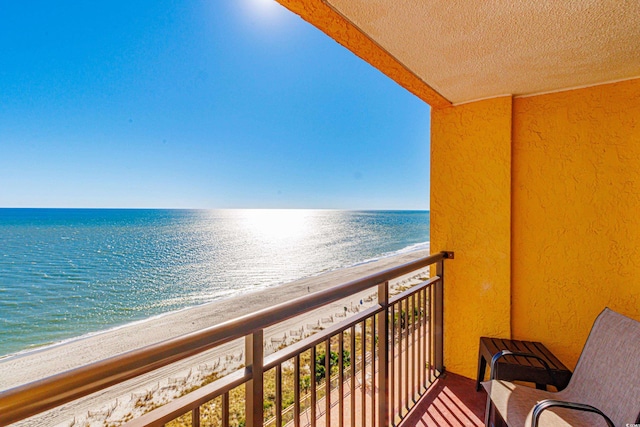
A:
377 281 390 427
434 257 446 373
245 329 264 427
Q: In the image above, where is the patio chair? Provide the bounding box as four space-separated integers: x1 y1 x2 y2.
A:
482 308 640 427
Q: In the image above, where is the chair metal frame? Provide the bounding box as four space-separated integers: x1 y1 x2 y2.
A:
530 400 615 427
484 350 558 427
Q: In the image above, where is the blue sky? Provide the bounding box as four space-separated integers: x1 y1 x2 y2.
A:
0 0 431 210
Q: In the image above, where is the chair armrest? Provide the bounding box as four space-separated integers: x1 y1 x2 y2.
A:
489 350 558 388
531 399 615 427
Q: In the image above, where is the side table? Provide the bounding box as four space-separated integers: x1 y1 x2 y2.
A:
476 337 572 392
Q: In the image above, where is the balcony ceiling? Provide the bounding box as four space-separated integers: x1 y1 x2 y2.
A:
324 0 640 105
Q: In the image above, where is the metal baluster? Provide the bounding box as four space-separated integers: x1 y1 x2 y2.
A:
311 346 317 427
326 339 331 427
276 365 282 427
404 298 409 412
361 321 366 427
339 331 345 427
421 288 427 390
397 300 403 417
222 392 229 427
371 314 376 426
389 303 395 426
417 288 423 393
192 406 200 427
295 355 301 427
350 326 356 427
377 281 388 427
429 285 435 382
411 293 416 402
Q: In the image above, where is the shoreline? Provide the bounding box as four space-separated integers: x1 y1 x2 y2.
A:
2 248 431 426
1 241 430 363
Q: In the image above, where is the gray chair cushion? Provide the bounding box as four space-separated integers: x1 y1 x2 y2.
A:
483 380 610 426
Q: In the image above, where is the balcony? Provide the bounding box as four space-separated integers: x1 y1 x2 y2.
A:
0 251 486 427
2 2 638 426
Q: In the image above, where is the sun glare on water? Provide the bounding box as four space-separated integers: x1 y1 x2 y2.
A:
240 209 315 242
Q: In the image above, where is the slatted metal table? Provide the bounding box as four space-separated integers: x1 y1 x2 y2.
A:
476 337 572 392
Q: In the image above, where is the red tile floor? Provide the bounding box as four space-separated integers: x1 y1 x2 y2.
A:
287 370 486 427
399 373 486 427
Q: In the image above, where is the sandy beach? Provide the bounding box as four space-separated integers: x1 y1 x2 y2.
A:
1 248 431 426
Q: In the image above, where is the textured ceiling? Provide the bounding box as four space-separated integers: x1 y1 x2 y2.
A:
324 0 640 105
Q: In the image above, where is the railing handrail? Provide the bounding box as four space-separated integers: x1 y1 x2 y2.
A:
0 251 451 426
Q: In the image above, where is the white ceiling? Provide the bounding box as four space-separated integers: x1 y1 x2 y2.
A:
325 0 640 105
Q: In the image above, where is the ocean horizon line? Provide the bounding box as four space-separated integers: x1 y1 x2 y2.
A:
0 207 430 212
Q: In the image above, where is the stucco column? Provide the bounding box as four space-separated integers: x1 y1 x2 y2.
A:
430 96 512 378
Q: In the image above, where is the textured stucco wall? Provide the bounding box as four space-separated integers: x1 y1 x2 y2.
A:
512 78 640 369
431 97 512 378
275 0 450 108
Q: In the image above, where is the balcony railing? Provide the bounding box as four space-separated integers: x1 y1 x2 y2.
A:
0 251 453 427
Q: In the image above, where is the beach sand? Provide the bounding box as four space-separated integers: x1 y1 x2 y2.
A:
1 248 431 426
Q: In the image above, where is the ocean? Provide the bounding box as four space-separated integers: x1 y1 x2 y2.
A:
0 209 429 357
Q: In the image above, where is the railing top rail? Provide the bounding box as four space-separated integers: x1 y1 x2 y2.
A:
0 251 451 426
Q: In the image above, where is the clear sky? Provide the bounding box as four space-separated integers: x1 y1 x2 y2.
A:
0 0 431 210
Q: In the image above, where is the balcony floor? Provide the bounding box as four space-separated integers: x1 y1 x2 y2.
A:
399 373 486 427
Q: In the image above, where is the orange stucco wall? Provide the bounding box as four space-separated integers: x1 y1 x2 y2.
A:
511 78 640 369
431 79 640 379
431 97 512 377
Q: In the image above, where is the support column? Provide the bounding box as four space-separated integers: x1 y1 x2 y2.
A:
430 96 513 378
